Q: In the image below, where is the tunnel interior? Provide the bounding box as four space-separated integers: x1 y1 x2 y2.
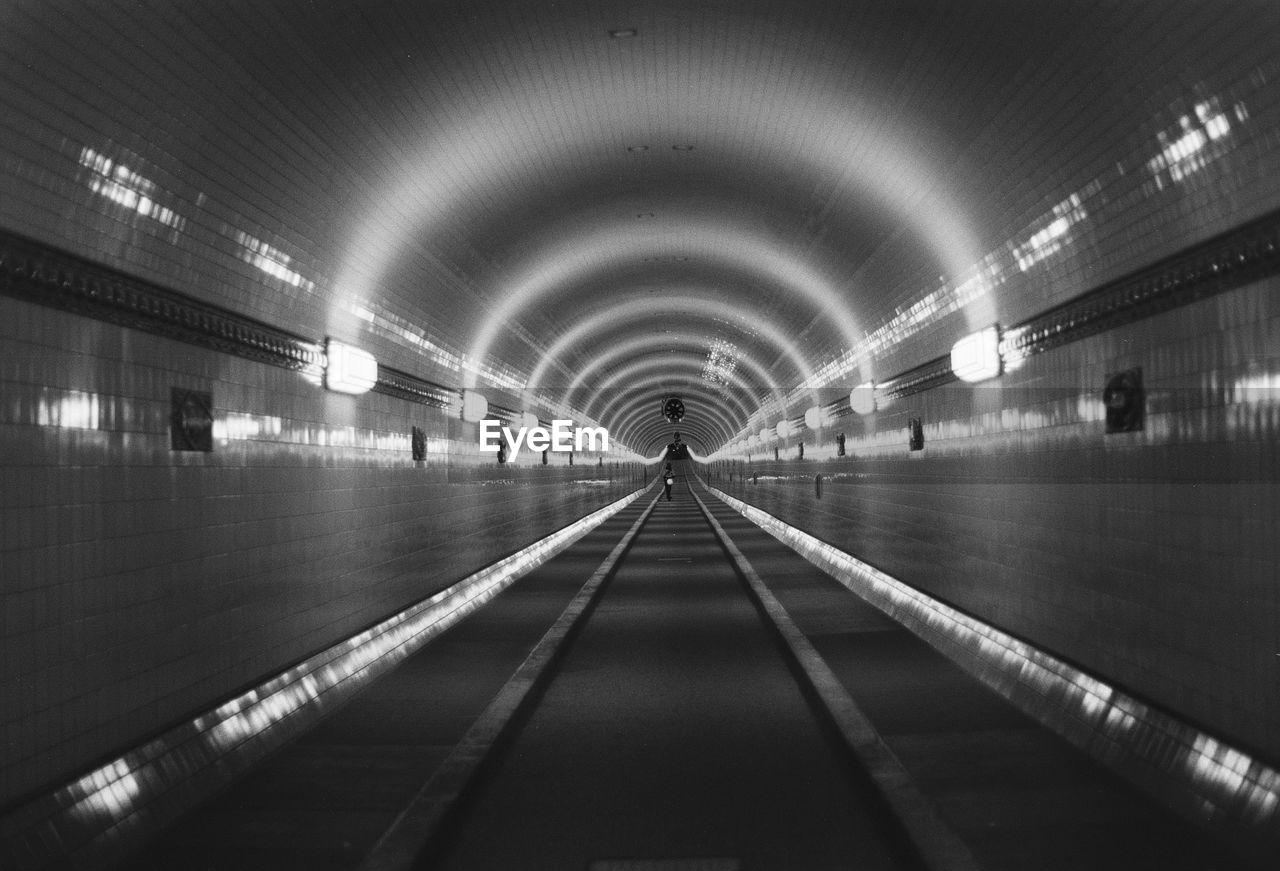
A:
1 1 1279 868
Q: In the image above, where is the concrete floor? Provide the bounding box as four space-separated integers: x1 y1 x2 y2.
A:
129 502 648 870
127 477 1257 870
429 494 909 871
698 493 1255 871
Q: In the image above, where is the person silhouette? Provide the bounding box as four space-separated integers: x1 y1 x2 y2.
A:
663 463 675 500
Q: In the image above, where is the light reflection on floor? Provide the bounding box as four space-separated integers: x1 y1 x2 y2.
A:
8 484 653 869
706 481 1280 833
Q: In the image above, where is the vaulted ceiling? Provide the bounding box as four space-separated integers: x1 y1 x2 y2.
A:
6 0 1277 453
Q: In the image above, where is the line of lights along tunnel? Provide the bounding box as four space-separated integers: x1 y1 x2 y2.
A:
323 323 1003 458
725 324 1001 455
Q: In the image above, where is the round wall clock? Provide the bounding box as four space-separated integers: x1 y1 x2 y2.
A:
662 396 685 422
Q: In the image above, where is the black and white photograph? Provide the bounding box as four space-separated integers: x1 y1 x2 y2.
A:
1 2 1278 868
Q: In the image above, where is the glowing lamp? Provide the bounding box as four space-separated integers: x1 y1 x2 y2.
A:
521 411 540 430
804 406 826 430
776 420 794 439
324 339 377 394
461 390 488 422
951 324 1002 383
759 428 772 443
849 382 876 415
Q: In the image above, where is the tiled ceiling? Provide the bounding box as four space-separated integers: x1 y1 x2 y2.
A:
5 1 1279 452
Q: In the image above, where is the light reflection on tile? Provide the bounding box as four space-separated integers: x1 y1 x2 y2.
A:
233 230 316 293
35 390 101 431
1146 98 1241 192
78 147 184 232
761 76 1272 423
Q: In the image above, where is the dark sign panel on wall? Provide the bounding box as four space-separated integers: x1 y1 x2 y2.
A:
170 388 213 452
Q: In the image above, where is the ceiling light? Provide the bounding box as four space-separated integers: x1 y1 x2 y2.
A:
636 212 654 219
672 144 695 152
626 145 649 152
608 28 637 38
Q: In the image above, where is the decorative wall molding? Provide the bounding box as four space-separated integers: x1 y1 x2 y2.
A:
8 208 1279 416
372 366 453 408
1003 207 1280 366
0 230 324 375
877 354 956 401
869 207 1280 403
0 229 456 410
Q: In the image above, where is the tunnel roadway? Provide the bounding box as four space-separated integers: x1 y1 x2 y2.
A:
129 470 1256 871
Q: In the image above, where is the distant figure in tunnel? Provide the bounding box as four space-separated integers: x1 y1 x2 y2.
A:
663 463 675 501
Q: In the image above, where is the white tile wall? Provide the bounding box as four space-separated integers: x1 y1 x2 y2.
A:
715 276 1280 762
0 297 638 806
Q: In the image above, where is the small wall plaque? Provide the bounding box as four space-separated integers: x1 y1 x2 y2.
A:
1104 367 1145 433
171 388 213 452
908 417 924 451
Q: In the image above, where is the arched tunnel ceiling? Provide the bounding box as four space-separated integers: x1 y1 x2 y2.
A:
8 1 1278 454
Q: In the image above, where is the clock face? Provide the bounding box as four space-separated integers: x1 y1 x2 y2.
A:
663 396 685 422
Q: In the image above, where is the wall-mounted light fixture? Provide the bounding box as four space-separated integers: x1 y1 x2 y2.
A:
849 382 877 415
950 324 1002 383
803 405 829 430
461 389 488 422
324 339 378 394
